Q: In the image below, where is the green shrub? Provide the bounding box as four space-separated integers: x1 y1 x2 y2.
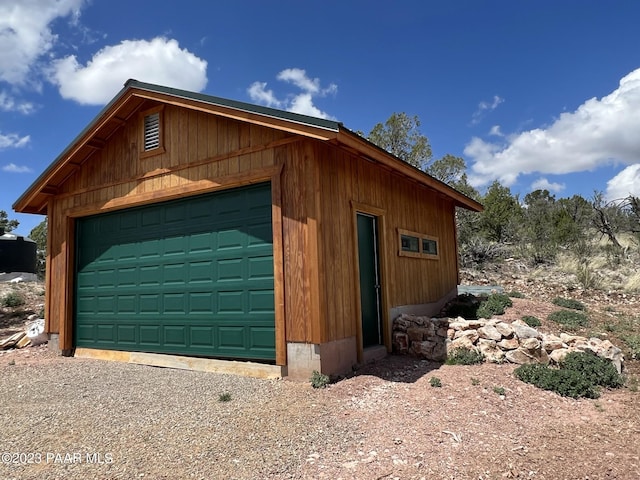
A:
514 363 599 399
622 335 640 360
493 386 506 396
446 347 485 365
430 376 442 387
552 297 585 310
508 291 525 298
522 315 541 328
562 351 623 389
1 291 25 308
548 310 589 329
471 377 480 386
310 370 330 389
477 293 513 319
218 392 232 402
514 351 623 399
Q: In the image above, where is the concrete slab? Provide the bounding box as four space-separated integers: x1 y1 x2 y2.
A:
457 285 504 296
74 348 284 379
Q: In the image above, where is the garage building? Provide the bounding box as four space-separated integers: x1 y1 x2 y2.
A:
14 80 482 379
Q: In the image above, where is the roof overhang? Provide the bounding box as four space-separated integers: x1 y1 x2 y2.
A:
333 128 483 212
14 79 482 214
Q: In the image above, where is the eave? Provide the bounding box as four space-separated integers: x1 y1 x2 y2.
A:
14 79 482 215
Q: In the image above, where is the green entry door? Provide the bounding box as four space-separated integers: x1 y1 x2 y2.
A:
74 183 275 361
357 213 383 348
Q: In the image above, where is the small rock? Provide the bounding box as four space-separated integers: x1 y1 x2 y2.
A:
512 324 541 340
453 329 479 343
498 338 520 350
478 325 503 341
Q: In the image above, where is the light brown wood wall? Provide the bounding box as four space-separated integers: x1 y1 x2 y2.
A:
46 103 291 361
44 101 460 359
305 142 459 345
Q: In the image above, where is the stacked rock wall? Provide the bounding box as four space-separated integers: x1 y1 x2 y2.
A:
392 314 624 373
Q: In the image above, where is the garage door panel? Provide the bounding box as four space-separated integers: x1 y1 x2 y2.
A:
117 325 136 344
249 292 275 314
96 324 116 342
248 256 274 280
140 325 160 345
218 326 245 349
190 260 214 283
250 327 277 350
190 327 214 347
75 183 275 361
164 326 187 346
217 291 245 313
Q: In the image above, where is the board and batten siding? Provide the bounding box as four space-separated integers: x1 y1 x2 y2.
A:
42 99 461 367
45 104 293 365
310 142 459 346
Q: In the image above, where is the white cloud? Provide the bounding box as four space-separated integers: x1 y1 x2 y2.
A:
0 91 36 114
0 0 85 86
247 82 282 108
465 68 640 189
248 68 337 119
49 37 208 105
472 95 504 124
0 132 30 149
488 125 504 137
605 164 640 200
277 68 321 94
2 163 33 173
530 177 566 194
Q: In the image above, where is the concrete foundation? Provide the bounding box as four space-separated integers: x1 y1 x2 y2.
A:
75 348 285 379
47 333 60 354
286 336 358 380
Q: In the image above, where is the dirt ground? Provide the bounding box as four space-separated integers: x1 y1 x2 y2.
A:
1 269 640 479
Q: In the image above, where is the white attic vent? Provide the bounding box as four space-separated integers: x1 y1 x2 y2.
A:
143 112 160 150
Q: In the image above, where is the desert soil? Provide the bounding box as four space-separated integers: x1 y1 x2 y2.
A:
1 268 639 479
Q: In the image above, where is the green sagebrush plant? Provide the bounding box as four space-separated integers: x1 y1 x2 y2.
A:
514 351 623 399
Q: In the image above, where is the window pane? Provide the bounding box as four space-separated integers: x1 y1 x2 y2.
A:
401 235 419 252
422 238 438 255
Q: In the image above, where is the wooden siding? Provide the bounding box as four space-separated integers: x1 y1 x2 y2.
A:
46 104 293 365
311 142 459 344
43 99 462 362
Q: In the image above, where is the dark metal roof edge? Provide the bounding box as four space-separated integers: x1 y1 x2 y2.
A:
126 79 341 132
13 82 133 211
14 79 342 211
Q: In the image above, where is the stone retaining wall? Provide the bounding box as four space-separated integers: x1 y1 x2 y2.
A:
392 314 624 373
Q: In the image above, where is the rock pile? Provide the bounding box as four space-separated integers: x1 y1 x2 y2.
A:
392 314 625 373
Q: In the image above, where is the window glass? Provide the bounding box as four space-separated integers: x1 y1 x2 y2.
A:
422 238 438 255
401 234 420 252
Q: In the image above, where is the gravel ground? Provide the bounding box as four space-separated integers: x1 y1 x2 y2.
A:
1 350 639 480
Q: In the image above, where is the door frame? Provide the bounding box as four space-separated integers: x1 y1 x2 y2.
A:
350 202 389 362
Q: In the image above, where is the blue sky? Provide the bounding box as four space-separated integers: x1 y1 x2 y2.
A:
2 0 640 236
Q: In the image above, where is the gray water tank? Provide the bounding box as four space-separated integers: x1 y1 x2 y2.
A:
0 228 38 274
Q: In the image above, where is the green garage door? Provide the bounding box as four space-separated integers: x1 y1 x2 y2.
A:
74 183 275 361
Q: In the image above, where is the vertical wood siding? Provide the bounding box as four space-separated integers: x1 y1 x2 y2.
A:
45 102 461 356
48 105 289 356
310 143 459 344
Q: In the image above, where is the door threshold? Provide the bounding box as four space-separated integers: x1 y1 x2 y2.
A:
362 345 387 364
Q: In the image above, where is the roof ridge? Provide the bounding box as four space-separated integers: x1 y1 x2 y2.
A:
126 79 341 132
